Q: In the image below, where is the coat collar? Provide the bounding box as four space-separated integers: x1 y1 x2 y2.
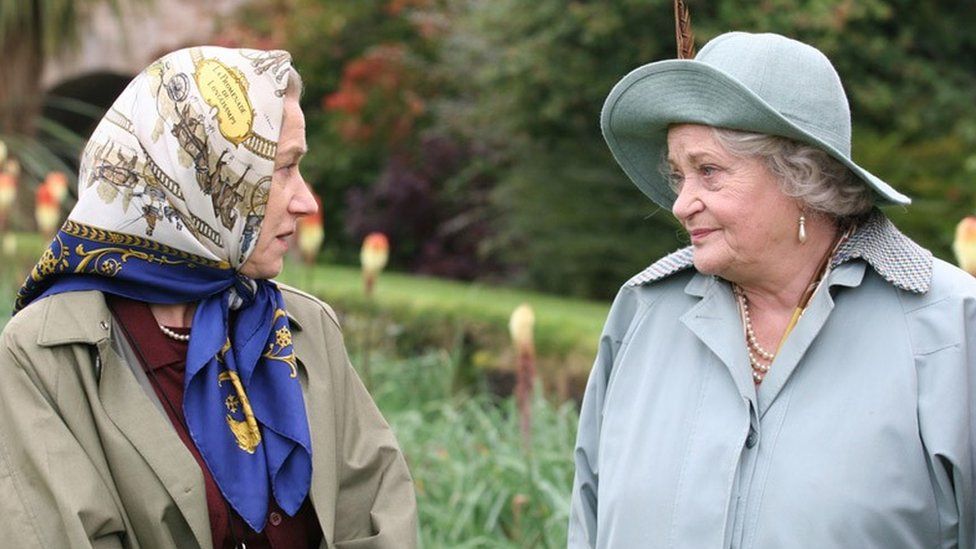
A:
32 286 305 348
625 210 932 294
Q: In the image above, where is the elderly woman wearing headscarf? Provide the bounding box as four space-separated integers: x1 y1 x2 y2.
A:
568 32 976 548
0 47 416 548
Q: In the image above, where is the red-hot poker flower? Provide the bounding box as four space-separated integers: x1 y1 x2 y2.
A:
35 184 61 235
0 172 16 213
360 232 390 297
509 303 537 451
954 216 976 276
44 171 69 204
509 303 535 354
361 232 389 276
297 194 324 265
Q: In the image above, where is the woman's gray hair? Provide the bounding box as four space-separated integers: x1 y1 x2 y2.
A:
710 128 874 220
285 67 304 99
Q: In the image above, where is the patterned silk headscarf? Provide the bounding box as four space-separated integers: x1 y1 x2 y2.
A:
15 46 311 531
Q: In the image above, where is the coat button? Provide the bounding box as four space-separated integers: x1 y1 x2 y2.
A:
745 431 758 449
269 511 282 526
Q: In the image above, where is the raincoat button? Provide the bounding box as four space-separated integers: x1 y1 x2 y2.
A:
745 431 758 449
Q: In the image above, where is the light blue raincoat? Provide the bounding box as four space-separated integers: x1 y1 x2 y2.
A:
569 212 976 548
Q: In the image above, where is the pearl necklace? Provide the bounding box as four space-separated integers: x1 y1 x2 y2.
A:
158 324 190 342
733 285 774 384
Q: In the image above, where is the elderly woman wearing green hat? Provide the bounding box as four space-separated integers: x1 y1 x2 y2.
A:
569 32 976 548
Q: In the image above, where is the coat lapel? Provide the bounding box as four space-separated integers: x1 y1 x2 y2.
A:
290 319 338 548
680 274 757 405
36 291 211 548
755 261 866 417
96 339 212 548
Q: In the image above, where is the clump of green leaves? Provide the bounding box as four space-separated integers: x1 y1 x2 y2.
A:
366 351 578 548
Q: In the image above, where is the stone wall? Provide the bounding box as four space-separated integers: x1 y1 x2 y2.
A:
42 0 246 88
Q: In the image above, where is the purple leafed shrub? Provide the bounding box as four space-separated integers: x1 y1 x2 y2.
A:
344 135 503 280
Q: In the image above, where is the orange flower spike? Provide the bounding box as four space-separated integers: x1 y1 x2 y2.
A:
361 232 389 276
0 172 17 213
44 171 69 204
953 216 976 276
35 184 61 235
360 232 390 296
297 194 325 265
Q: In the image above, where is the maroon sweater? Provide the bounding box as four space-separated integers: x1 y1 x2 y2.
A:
108 296 322 549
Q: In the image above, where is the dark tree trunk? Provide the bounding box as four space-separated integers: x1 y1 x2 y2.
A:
0 2 45 136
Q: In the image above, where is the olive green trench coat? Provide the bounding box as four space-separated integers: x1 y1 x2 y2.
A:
0 284 418 548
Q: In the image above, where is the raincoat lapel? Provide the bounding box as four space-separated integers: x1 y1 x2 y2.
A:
96 340 211 548
756 261 867 417
680 274 757 404
290 321 338 548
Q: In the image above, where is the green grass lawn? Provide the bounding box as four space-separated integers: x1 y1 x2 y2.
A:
279 261 609 360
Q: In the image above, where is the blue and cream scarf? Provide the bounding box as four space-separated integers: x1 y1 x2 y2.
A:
15 46 311 531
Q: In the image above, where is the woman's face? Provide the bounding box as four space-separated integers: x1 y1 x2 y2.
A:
239 94 317 279
667 124 800 282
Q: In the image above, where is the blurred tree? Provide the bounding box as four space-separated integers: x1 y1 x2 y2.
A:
222 0 976 296
703 0 976 259
438 0 683 297
0 1 134 136
216 0 452 265
440 0 976 295
0 0 147 226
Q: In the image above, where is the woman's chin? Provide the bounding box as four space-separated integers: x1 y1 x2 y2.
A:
691 251 728 278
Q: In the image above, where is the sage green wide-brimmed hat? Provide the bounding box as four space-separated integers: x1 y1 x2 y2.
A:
601 31 911 210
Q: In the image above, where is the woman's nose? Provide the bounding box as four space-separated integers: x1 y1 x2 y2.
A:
291 180 318 216
671 180 702 220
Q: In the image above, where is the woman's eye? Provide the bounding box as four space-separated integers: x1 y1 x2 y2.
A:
668 172 684 192
700 165 717 177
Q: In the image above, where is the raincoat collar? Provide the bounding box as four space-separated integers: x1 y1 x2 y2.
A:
32 288 304 348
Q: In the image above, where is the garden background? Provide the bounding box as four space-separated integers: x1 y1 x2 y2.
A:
1 1 976 547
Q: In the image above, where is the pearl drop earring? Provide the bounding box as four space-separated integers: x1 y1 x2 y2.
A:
798 214 807 244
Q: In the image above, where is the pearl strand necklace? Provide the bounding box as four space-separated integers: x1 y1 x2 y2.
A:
158 324 190 342
733 285 774 384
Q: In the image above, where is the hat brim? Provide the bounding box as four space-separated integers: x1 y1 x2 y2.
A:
601 60 911 210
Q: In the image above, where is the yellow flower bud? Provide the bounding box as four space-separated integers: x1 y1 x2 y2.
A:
509 303 535 352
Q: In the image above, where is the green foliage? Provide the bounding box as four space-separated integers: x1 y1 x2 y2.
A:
0 0 129 58
367 352 577 547
438 0 683 297
493 142 681 298
438 0 976 296
228 0 976 298
222 0 447 264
